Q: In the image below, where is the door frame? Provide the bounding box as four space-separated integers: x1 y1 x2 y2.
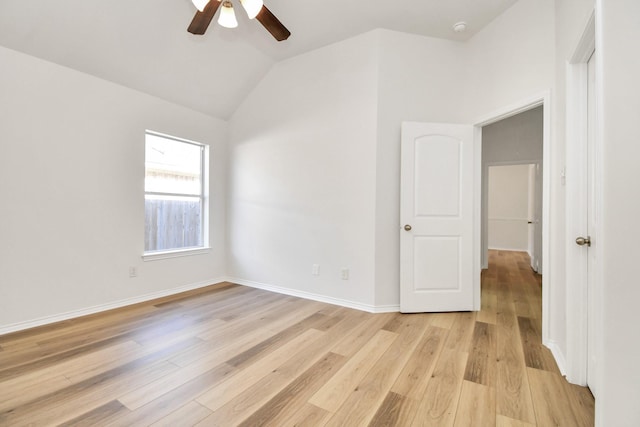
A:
565 12 602 390
473 91 552 346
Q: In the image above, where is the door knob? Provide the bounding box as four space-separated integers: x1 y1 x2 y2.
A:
404 224 412 231
575 236 591 247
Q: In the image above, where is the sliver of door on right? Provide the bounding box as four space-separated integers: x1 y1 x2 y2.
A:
584 48 599 397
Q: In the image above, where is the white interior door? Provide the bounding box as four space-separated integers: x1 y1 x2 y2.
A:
565 15 599 390
400 122 477 312
585 49 598 396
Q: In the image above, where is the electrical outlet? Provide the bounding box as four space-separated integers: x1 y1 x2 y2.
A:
341 268 349 280
312 264 320 276
129 266 137 278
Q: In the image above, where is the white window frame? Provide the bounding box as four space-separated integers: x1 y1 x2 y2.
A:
143 130 210 261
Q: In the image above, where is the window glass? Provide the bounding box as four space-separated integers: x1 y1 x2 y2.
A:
144 132 206 253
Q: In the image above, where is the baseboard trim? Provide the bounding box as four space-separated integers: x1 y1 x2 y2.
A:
227 277 400 314
488 246 529 252
545 338 568 377
0 277 227 336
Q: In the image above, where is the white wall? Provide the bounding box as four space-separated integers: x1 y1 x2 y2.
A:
488 165 530 251
0 46 228 331
227 32 379 309
597 0 640 424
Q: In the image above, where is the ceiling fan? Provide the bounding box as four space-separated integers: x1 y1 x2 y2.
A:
188 0 291 41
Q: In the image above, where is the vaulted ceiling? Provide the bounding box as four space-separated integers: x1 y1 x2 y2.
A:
0 0 519 119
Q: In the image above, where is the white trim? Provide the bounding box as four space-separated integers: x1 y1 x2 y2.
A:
228 277 400 313
570 13 596 64
143 247 211 261
473 91 553 349
547 339 568 377
145 129 204 147
473 92 547 127
486 159 540 167
473 126 483 311
0 278 226 336
593 4 604 417
488 246 530 252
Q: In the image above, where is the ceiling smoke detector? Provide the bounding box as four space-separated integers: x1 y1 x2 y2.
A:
452 22 467 33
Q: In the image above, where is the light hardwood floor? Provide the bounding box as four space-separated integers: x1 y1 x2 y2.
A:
0 250 594 426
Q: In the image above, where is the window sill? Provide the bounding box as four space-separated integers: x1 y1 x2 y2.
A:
142 247 210 262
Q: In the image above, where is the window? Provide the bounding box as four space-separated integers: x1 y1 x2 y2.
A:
144 131 208 255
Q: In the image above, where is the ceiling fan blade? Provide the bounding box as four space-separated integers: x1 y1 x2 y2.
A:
188 0 222 35
256 5 291 41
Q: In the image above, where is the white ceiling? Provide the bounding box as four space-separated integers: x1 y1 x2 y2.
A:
0 0 519 119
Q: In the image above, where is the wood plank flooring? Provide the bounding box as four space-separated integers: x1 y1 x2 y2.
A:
0 250 594 426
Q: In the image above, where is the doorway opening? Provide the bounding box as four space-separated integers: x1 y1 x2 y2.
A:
480 106 544 335
480 106 544 273
474 95 551 353
487 163 541 272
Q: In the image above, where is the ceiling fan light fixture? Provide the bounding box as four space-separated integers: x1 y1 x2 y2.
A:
191 0 210 12
218 1 238 28
240 0 263 19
